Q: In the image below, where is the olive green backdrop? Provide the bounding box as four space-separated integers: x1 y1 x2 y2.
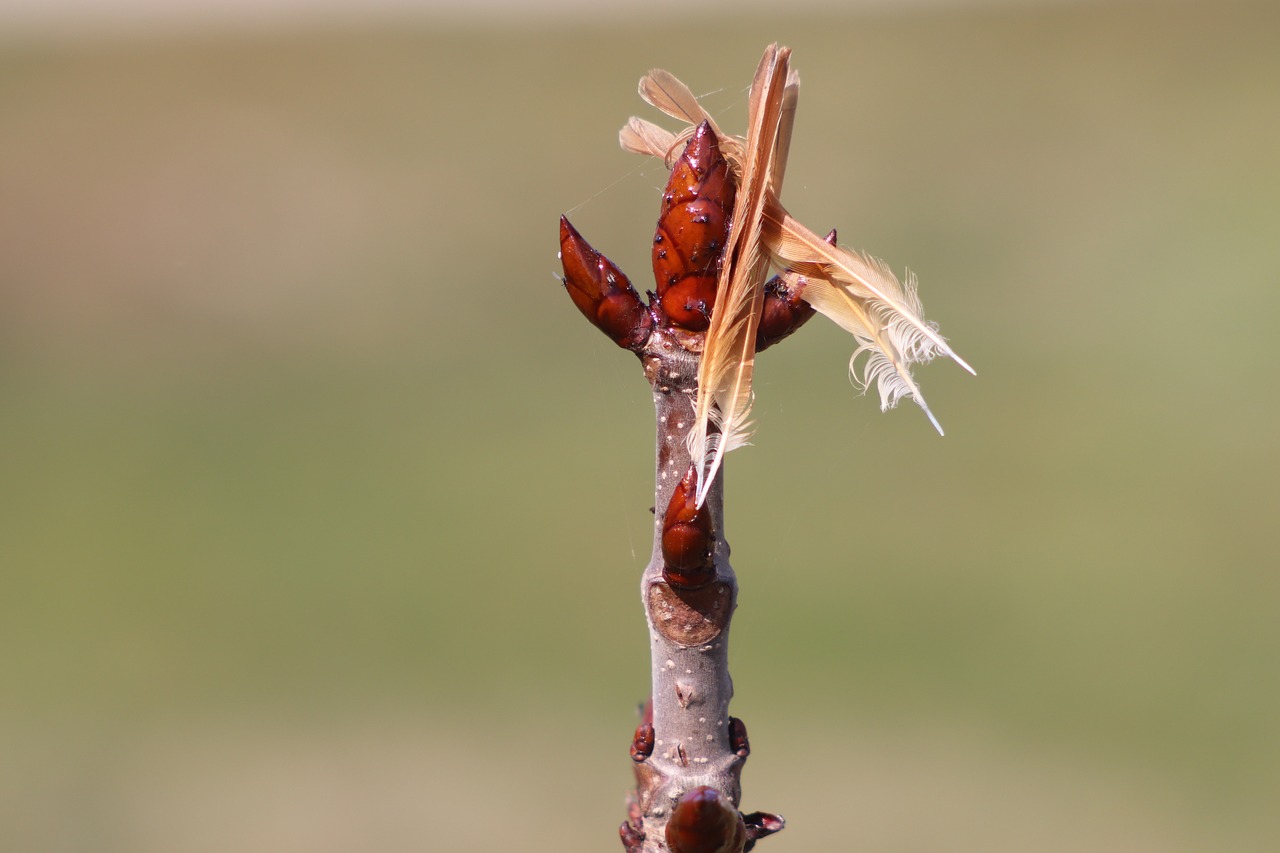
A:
2 2 1277 850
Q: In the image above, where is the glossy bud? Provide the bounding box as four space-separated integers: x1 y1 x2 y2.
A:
630 721 655 762
755 275 815 352
742 811 785 851
652 121 735 332
728 716 750 758
662 465 715 589
665 786 747 853
755 229 832 352
560 216 653 350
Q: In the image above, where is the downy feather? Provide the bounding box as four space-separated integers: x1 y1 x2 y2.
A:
793 265 943 433
763 205 974 432
619 116 679 163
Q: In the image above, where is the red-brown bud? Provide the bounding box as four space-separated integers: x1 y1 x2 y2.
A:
755 275 815 351
619 817 645 852
665 786 747 853
755 228 831 352
560 215 653 350
742 811 785 851
662 465 715 589
630 721 655 762
728 716 750 758
652 121 735 332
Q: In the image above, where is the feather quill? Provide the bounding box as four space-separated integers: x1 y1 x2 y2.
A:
688 45 793 507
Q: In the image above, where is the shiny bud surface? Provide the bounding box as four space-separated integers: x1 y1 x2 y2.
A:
665 786 747 853
652 121 735 332
560 215 653 350
630 721 655 762
662 465 715 589
742 811 785 851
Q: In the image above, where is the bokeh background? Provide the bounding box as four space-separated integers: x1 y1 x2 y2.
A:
2 1 1277 850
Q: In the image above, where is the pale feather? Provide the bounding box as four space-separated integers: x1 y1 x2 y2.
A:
771 68 801 196
794 268 945 434
689 44 792 506
638 69 723 138
619 116 680 162
766 202 972 374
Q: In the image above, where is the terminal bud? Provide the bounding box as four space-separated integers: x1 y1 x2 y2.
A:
652 121 735 332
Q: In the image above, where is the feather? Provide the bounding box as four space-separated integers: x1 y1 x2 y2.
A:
639 69 723 138
619 116 679 162
764 204 973 428
635 69 753 173
771 68 801 196
792 262 945 433
765 205 967 368
688 44 793 506
763 204 973 432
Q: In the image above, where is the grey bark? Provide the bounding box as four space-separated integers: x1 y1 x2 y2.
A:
632 331 745 851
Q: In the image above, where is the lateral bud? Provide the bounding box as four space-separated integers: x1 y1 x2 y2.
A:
619 817 645 852
661 464 715 589
755 228 832 352
559 215 653 350
728 716 750 758
665 786 747 853
630 721 655 762
652 121 735 332
742 812 786 851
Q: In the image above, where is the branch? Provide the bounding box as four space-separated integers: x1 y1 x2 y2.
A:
559 43 969 852
561 119 784 851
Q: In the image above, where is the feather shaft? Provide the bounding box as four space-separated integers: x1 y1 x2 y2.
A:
689 45 793 506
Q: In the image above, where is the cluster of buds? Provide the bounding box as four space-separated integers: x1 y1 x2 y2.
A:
560 121 819 355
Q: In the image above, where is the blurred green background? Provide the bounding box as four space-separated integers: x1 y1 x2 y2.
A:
2 1 1278 850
